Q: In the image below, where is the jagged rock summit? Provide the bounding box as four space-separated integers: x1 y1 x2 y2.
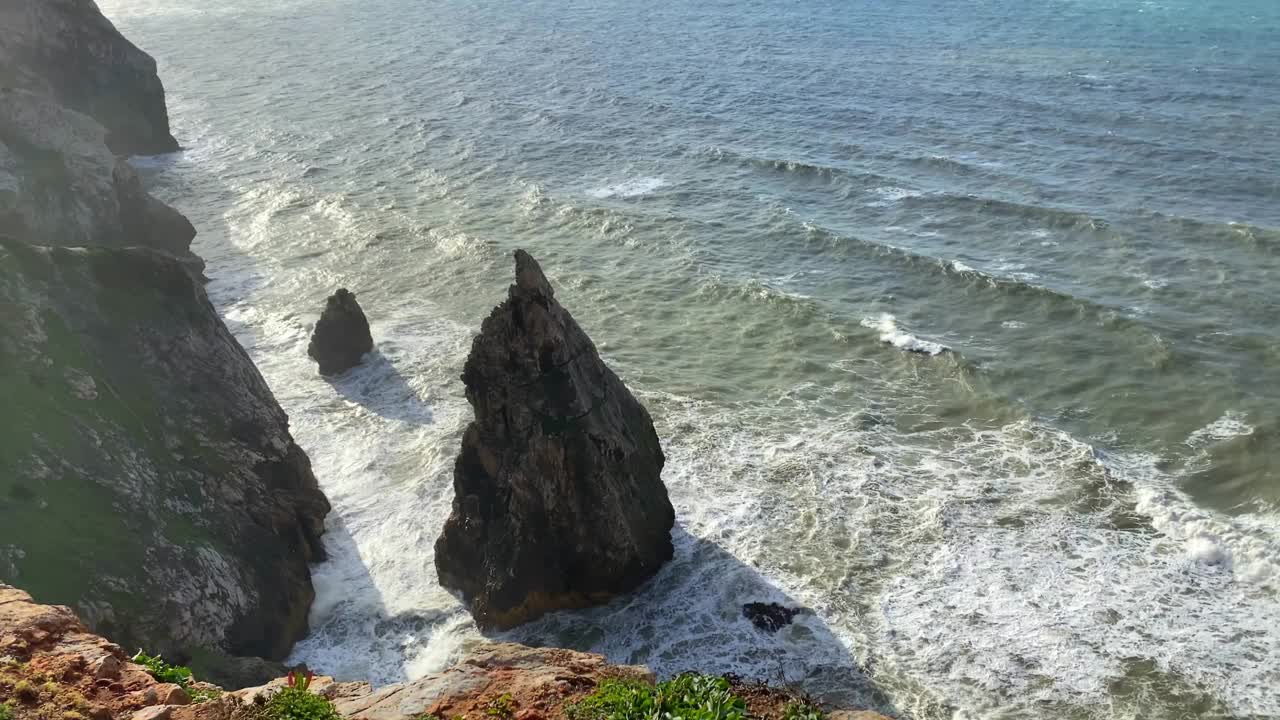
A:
307 288 374 375
435 250 675 629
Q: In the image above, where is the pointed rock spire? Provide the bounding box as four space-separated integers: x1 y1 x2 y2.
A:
435 250 675 629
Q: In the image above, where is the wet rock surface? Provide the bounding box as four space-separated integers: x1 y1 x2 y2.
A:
307 288 373 375
435 250 675 629
742 602 806 632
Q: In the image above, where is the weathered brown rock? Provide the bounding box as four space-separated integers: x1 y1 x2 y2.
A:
0 584 169 719
307 288 373 375
332 643 653 720
434 250 675 629
0 0 180 156
1 592 894 720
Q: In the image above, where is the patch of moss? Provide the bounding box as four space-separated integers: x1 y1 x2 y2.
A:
0 247 225 646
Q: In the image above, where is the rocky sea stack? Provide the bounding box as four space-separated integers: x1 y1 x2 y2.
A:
435 250 675 629
307 288 374 375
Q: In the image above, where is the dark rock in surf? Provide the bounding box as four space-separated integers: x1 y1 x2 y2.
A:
742 602 805 632
434 250 675 629
307 288 374 376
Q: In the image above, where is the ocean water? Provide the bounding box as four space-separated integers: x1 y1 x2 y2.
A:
102 0 1280 717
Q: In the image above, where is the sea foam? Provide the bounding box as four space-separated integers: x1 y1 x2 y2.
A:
861 313 949 355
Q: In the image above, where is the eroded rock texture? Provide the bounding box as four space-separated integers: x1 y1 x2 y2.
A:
0 87 196 264
0 0 180 156
435 250 674 629
0 241 329 685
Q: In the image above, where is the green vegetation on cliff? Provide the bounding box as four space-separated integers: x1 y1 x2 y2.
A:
0 240 329 687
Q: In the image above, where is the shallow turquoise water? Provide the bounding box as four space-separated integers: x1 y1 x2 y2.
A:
105 0 1278 717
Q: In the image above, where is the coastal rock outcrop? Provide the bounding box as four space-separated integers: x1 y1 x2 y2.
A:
0 87 197 265
0 240 329 685
434 250 675 629
2 587 894 720
307 288 373 375
0 0 180 156
742 602 806 632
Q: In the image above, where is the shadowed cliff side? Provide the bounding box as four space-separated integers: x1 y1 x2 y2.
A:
435 250 675 629
0 239 329 686
0 0 179 156
0 86 198 266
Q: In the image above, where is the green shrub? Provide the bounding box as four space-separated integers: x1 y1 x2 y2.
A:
189 687 223 704
1 701 14 720
782 701 825 720
485 695 515 719
264 686 341 720
131 651 194 687
567 675 747 720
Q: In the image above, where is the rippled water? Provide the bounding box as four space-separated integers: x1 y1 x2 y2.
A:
103 0 1280 717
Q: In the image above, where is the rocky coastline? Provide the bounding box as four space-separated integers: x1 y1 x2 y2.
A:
1 0 325 688
0 3 893 720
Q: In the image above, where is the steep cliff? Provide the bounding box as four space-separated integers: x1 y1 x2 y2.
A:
435 250 675 629
0 240 329 683
0 0 180 156
0 86 197 265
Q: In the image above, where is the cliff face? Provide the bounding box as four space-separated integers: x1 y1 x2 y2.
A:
0 0 180 156
435 251 675 629
0 86 198 266
0 240 329 682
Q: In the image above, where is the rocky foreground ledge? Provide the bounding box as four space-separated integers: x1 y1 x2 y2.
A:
0 586 890 720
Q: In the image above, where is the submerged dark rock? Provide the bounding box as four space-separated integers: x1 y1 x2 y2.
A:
307 288 374 375
0 0 180 156
742 602 805 632
435 250 675 629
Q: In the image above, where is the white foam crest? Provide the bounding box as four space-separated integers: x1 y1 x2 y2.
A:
207 260 483 686
413 225 498 262
279 311 479 685
874 422 1280 717
1122 453 1280 588
860 313 948 356
587 177 668 199
867 186 923 207
1185 411 1254 448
